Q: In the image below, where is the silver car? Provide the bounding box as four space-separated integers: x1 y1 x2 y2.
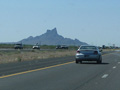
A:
75 45 102 64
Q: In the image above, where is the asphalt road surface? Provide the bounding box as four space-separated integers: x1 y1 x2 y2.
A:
0 51 120 90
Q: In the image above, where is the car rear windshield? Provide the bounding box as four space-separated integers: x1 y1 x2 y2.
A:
80 46 97 50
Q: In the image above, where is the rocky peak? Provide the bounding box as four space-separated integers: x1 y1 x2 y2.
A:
19 27 88 45
46 28 58 35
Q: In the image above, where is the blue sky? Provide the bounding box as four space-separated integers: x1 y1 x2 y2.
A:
0 0 120 46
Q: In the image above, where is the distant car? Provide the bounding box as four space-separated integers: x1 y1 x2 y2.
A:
56 45 68 49
14 44 23 49
32 45 40 49
75 45 102 64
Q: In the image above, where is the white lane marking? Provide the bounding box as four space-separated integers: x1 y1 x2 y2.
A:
113 66 116 69
118 62 120 64
102 74 109 79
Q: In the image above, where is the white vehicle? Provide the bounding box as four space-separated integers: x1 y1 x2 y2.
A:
32 44 40 49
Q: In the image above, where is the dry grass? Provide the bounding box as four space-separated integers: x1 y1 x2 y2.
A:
0 50 76 64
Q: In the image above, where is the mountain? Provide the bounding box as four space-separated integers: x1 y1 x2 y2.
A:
19 28 88 45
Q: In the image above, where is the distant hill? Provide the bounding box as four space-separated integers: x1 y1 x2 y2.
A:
19 28 88 45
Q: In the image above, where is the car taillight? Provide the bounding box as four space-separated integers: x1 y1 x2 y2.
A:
94 51 98 54
77 50 80 53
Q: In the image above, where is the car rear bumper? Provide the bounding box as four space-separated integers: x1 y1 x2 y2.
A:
75 54 99 61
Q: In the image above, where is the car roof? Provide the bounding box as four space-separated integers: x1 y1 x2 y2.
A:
79 45 98 50
80 45 97 47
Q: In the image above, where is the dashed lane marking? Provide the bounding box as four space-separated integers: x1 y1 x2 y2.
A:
113 66 116 69
102 74 109 79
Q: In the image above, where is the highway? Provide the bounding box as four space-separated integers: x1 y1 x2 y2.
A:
0 51 120 90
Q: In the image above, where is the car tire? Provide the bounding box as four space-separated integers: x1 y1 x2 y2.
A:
97 56 102 64
76 60 79 64
80 61 82 64
97 60 101 64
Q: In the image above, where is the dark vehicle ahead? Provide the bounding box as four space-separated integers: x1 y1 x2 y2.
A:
14 44 23 49
56 45 68 49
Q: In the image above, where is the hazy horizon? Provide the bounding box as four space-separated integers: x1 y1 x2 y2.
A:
0 0 120 46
